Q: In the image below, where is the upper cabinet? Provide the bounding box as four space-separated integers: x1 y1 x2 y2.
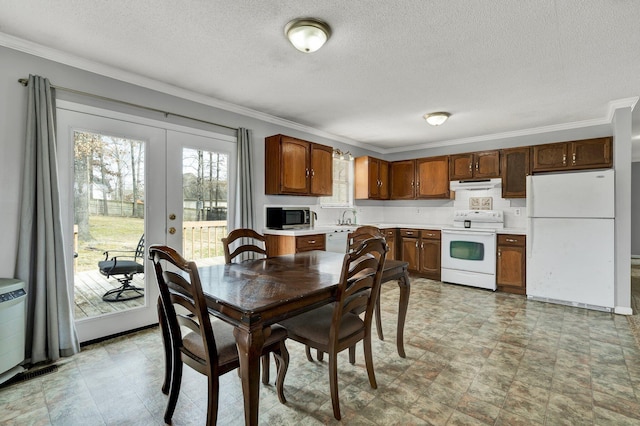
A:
354 156 389 200
531 137 612 172
501 147 530 198
415 156 450 199
449 150 500 180
265 134 333 196
389 157 449 200
390 160 416 200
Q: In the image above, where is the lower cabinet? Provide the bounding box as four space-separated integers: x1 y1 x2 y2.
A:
496 234 526 294
383 228 396 260
400 228 441 280
265 234 326 257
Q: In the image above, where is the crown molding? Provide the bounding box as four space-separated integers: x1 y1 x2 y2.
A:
0 32 630 157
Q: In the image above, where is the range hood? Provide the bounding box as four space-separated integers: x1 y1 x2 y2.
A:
450 178 502 191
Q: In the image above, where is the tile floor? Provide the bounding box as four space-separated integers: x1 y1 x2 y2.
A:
1 277 640 425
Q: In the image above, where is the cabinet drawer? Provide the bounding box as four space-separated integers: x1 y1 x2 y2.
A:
384 229 397 238
422 230 441 240
400 229 420 238
296 234 326 251
498 234 525 246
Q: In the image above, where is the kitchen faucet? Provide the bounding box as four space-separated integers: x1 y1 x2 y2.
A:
340 209 357 225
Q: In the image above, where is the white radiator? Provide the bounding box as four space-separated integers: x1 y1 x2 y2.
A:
0 279 26 384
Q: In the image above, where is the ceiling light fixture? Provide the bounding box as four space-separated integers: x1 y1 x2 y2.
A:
285 18 331 53
423 112 451 126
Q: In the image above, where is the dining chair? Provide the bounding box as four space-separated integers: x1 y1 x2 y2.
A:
149 245 289 425
347 225 385 251
222 228 268 263
278 237 388 420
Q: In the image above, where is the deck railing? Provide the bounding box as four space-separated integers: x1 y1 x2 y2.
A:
182 220 227 260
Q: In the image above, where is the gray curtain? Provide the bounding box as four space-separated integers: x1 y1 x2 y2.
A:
236 128 254 229
15 75 80 364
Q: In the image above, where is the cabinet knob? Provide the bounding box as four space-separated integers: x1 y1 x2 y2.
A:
415 241 418 248
310 169 315 177
572 153 576 165
498 249 501 257
309 240 316 244
562 154 567 166
305 168 310 177
475 162 479 171
468 163 472 173
506 238 517 243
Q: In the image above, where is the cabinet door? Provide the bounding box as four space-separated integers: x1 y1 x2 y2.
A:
280 137 310 194
416 156 450 199
449 154 474 180
420 235 441 279
501 147 530 198
570 137 612 170
390 160 416 199
474 151 500 178
401 236 419 271
378 159 390 199
309 143 333 196
496 235 526 294
367 158 381 198
531 142 569 172
496 245 525 292
386 235 396 260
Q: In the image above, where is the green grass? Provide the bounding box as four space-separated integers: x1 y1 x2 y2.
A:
75 216 144 272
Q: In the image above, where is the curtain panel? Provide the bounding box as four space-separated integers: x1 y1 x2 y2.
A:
15 75 79 364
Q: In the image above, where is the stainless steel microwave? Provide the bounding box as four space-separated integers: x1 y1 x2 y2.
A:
266 207 311 229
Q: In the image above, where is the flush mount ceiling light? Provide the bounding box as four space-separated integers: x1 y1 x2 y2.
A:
285 18 331 53
423 112 451 126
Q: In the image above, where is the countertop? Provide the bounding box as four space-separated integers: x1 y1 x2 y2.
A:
263 224 527 236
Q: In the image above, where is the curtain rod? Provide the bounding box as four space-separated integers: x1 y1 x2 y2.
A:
18 78 238 132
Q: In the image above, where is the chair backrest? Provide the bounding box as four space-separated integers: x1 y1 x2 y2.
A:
134 234 145 261
347 226 384 252
334 237 388 333
222 228 268 264
149 245 218 377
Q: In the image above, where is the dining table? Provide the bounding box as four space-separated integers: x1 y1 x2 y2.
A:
196 250 410 426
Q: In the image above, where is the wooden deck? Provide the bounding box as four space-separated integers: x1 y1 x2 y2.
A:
73 256 225 320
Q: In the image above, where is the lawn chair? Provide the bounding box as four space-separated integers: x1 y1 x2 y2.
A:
98 234 145 302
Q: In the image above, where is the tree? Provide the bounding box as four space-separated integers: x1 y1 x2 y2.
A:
73 131 103 240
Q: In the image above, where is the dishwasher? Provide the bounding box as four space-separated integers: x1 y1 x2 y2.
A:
325 230 350 253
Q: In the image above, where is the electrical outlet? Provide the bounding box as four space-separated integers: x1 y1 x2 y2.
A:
514 208 521 216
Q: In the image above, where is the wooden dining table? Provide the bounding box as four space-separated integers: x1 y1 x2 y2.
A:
196 250 410 426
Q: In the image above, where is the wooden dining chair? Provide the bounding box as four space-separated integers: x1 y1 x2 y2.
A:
222 228 268 263
278 237 388 420
347 225 385 251
149 245 289 425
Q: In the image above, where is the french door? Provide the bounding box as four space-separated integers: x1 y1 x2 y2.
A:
56 102 235 342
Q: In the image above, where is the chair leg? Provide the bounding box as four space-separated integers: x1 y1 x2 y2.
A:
205 373 219 426
317 349 324 362
274 340 289 404
375 292 384 341
261 354 270 385
158 301 172 395
305 345 313 362
348 345 356 364
328 352 341 420
164 354 183 424
363 334 377 390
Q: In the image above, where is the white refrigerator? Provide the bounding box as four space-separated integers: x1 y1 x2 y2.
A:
526 169 615 310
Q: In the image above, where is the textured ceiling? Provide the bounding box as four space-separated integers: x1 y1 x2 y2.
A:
0 0 639 151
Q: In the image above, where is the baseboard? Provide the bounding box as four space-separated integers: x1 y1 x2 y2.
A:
615 306 633 315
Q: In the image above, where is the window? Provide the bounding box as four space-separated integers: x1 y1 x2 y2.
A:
320 157 354 207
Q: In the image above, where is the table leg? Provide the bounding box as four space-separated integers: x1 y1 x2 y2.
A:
234 326 266 426
396 269 410 358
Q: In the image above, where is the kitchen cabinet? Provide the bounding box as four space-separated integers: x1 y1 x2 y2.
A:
399 229 440 279
531 137 612 172
449 150 500 181
501 147 530 198
496 234 526 295
419 230 441 280
354 156 389 200
390 160 416 200
416 156 450 199
265 234 326 257
265 134 333 196
390 156 450 200
383 228 396 260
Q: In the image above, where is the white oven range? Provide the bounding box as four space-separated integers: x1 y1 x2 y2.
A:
441 210 504 291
